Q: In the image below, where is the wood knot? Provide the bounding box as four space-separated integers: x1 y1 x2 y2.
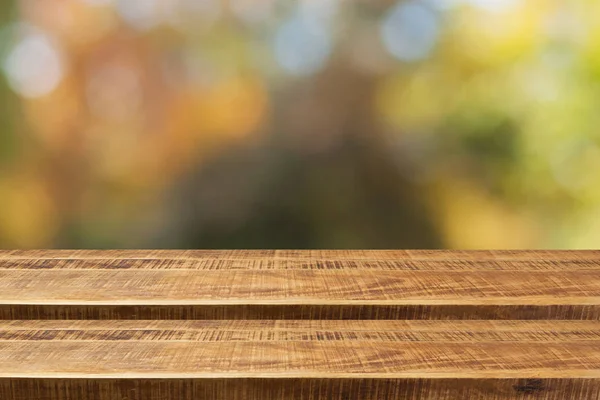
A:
513 379 545 394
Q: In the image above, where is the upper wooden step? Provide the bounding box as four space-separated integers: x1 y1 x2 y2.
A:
1 250 599 319
2 249 600 261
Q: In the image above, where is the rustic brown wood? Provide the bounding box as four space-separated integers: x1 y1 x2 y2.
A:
0 321 600 399
0 320 599 379
1 250 599 320
2 257 600 270
1 249 600 260
0 251 599 399
2 304 599 320
1 378 599 400
2 378 599 400
1 319 600 342
1 269 598 304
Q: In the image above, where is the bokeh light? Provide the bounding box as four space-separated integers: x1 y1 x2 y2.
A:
274 11 332 76
381 1 439 62
0 0 599 249
115 0 164 31
3 29 65 98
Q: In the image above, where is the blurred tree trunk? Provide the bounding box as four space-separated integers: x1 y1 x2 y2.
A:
159 58 442 249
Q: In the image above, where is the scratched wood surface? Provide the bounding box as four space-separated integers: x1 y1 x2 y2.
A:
1 249 599 260
0 320 600 400
0 250 599 320
0 320 599 379
0 251 599 399
1 321 600 399
2 378 598 400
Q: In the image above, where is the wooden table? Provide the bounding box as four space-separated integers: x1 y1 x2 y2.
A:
0 250 599 399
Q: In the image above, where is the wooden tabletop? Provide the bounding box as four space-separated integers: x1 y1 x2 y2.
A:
0 250 599 319
1 250 599 399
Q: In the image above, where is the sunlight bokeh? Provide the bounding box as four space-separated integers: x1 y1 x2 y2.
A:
0 0 598 249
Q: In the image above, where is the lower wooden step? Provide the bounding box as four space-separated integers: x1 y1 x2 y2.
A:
2 378 599 400
1 320 599 399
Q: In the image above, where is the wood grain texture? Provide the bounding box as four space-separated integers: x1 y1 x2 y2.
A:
1 250 599 319
2 320 599 342
0 379 600 400
2 257 600 270
1 378 599 400
1 269 598 304
2 304 599 320
1 249 600 260
0 320 599 379
1 251 599 399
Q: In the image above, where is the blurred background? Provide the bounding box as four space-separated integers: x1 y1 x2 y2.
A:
0 0 599 249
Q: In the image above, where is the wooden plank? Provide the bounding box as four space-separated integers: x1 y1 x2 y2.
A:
1 257 600 270
1 304 599 320
2 378 599 400
1 249 600 261
0 269 598 304
0 251 599 319
0 251 598 399
3 341 596 378
1 320 599 342
0 320 599 379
